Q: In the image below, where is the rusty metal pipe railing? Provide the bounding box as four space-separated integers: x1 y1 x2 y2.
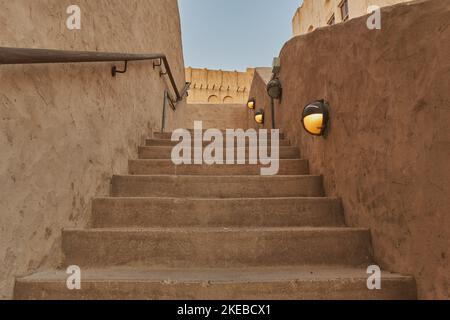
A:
0 47 189 103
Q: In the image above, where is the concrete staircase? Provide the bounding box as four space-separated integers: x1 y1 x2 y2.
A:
14 126 416 300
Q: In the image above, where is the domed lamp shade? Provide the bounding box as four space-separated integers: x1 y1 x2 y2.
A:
254 109 264 125
247 98 256 110
267 78 282 99
301 100 330 136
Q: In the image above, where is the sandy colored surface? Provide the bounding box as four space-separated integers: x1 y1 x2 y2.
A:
251 0 449 299
248 68 275 130
175 103 248 129
91 196 344 228
0 0 185 299
292 0 412 36
14 266 416 300
12 106 417 300
186 67 254 104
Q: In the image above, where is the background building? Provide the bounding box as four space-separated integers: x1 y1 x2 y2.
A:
293 0 412 36
185 67 254 104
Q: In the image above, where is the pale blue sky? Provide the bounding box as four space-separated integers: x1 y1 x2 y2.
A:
178 0 303 71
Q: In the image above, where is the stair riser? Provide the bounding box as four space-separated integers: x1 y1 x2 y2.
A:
138 147 300 160
62 229 372 268
14 278 417 300
154 132 286 140
92 198 344 228
111 176 324 198
128 160 309 175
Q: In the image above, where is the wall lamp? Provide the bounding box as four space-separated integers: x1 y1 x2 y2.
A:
254 109 264 125
301 100 330 136
247 98 256 110
267 78 282 100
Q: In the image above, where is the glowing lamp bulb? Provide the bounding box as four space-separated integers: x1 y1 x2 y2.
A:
301 100 330 136
247 99 255 110
255 109 264 125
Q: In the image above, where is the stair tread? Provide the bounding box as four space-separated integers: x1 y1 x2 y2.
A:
94 196 340 201
15 266 416 299
17 266 413 283
139 146 297 149
153 131 287 142
129 159 309 175
130 159 305 163
145 139 291 147
155 130 285 133
64 226 368 233
138 145 300 160
147 138 289 141
111 174 324 198
146 138 289 142
113 174 319 178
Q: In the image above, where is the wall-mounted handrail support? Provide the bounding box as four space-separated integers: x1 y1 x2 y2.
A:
0 47 189 105
153 58 162 69
111 61 128 77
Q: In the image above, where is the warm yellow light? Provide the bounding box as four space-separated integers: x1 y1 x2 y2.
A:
302 100 330 136
247 100 255 110
255 114 264 124
303 113 324 135
255 113 264 124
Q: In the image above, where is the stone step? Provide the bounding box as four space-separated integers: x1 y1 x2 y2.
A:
61 227 373 268
128 159 309 175
14 266 417 300
154 131 286 140
111 175 324 198
138 146 300 160
91 197 344 228
146 138 291 147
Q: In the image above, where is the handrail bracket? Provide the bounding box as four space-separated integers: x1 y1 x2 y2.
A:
111 61 128 77
153 58 167 77
153 58 162 69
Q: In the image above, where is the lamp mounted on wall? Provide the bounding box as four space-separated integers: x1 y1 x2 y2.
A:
247 98 256 110
266 78 282 129
254 109 264 125
301 100 330 136
267 78 282 100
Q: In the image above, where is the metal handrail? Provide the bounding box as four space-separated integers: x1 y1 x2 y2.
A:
0 46 189 103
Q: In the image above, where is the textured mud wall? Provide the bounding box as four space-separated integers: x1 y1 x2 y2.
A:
186 67 254 104
0 0 185 299
292 0 411 36
256 0 449 299
247 68 274 130
176 104 248 130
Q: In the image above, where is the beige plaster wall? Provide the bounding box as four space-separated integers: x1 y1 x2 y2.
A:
256 0 449 299
247 68 274 130
0 0 185 299
176 104 248 130
293 0 412 35
186 67 254 104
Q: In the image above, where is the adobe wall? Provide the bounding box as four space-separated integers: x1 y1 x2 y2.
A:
0 0 185 298
254 0 449 299
186 67 254 104
247 68 274 130
293 0 411 36
176 104 248 130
